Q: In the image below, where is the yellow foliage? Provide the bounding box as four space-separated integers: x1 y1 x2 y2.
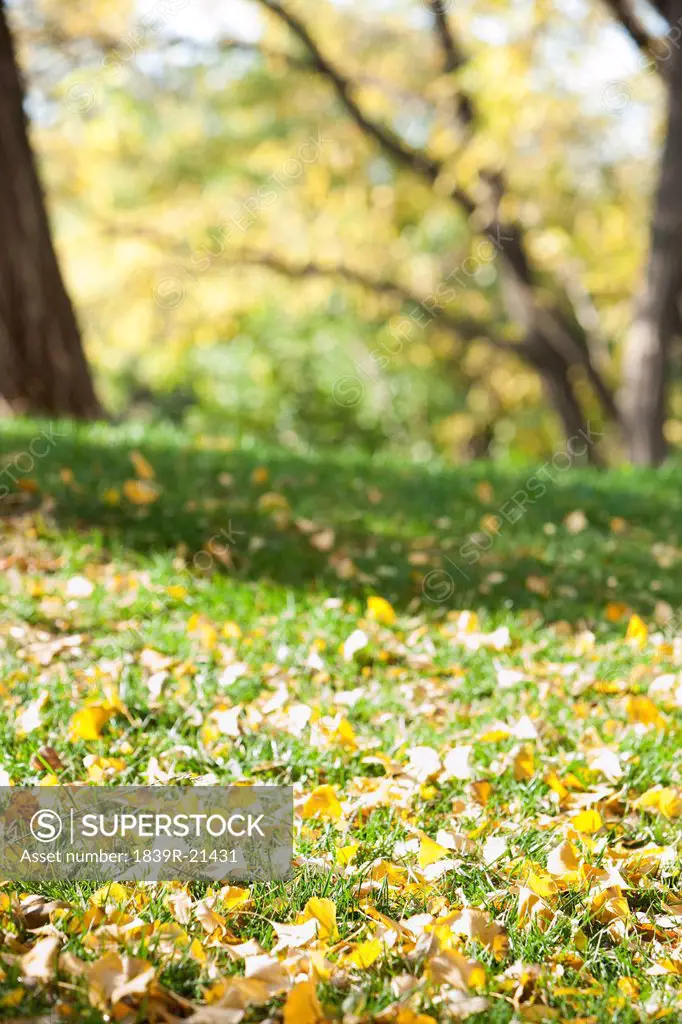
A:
68 704 113 742
302 785 343 821
418 833 450 869
625 614 648 649
123 480 159 505
283 980 326 1024
300 897 338 943
571 809 603 834
367 596 397 625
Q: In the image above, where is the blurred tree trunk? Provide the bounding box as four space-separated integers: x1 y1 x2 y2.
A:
620 0 682 465
0 1 101 419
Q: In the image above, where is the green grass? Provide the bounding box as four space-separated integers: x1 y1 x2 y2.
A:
0 419 681 1021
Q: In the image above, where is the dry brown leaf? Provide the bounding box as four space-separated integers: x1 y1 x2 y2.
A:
20 936 60 984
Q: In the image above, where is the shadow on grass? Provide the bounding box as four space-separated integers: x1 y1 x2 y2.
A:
1 419 681 624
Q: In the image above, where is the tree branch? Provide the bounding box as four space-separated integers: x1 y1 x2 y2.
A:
227 248 606 459
601 0 665 61
84 204 510 350
428 14 620 425
252 0 619 432
28 20 312 69
430 0 466 73
429 0 474 126
223 248 521 348
256 0 442 181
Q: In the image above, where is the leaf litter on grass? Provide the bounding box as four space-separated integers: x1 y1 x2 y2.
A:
2 433 682 1021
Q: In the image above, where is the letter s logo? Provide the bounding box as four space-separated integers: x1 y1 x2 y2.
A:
30 809 63 842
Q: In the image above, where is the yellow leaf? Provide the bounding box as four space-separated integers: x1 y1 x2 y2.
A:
258 491 290 512
68 704 112 741
283 980 325 1024
571 809 603 834
427 948 486 989
102 682 128 714
218 886 250 910
471 780 492 805
344 937 382 968
396 1012 438 1024
475 481 493 503
251 466 269 485
195 900 226 937
443 907 508 957
481 513 502 535
87 951 154 1010
635 786 682 819
189 938 206 963
526 870 558 900
334 717 358 750
626 694 664 727
85 756 126 782
618 977 640 997
478 726 511 743
591 888 629 925
563 772 586 791
625 614 647 649
544 771 569 800
302 784 342 821
123 479 159 505
517 887 554 932
418 833 449 868
513 744 535 781
187 614 218 650
0 990 24 1008
606 601 629 622
367 595 396 625
526 574 550 597
130 450 155 480
655 957 682 976
302 897 338 942
336 842 359 866
91 883 132 907
369 860 408 886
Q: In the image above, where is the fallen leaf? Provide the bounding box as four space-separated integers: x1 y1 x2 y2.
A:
123 479 159 505
300 897 338 942
302 785 343 821
343 937 383 968
367 596 396 625
283 980 325 1024
68 704 113 741
130 450 155 479
66 575 94 598
21 936 60 983
513 744 535 781
625 614 647 649
418 833 450 868
572 809 603 834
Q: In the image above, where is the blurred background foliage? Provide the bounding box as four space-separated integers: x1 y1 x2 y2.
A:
10 0 669 460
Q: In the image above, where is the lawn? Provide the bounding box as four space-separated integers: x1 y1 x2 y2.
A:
0 419 681 1022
